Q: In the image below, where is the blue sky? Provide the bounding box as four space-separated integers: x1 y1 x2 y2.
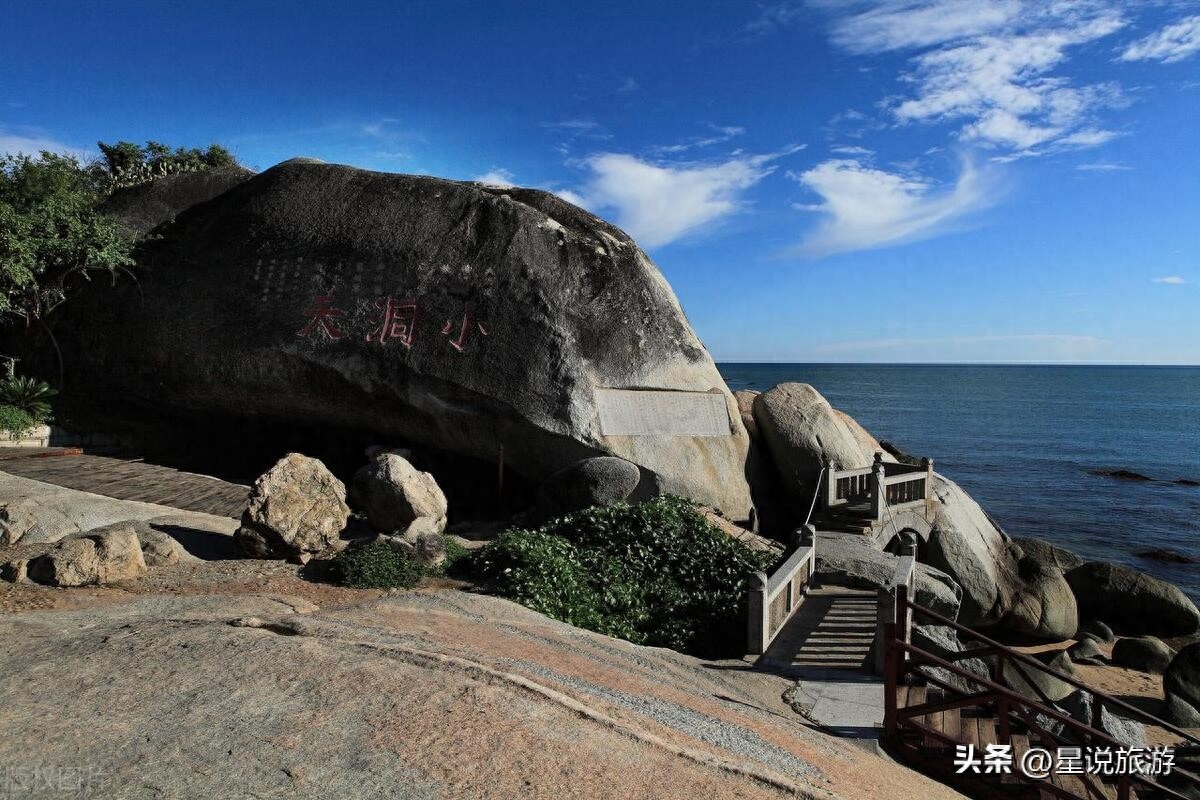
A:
3 1 1199 363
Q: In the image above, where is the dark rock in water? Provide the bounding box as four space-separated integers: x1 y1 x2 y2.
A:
1013 536 1085 572
1136 548 1198 564
879 440 922 466
1088 468 1155 482
532 456 642 523
1077 619 1115 644
1175 478 1200 487
23 160 753 520
1065 561 1200 638
1164 642 1200 714
1111 636 1175 674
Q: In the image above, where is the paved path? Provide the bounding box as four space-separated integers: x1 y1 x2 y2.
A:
0 448 248 518
757 586 886 739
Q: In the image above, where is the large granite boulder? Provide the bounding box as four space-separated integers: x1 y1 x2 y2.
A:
234 453 350 559
100 166 255 235
1064 561 1200 637
352 452 448 533
814 531 961 619
1013 536 1085 573
1002 554 1078 642
1111 636 1175 674
27 526 147 587
532 456 641 522
921 474 1022 627
752 383 892 506
28 160 752 520
1164 642 1200 715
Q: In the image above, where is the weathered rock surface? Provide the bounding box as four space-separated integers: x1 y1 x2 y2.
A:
0 498 79 546
1067 637 1106 666
1064 561 1200 637
0 592 967 800
1111 636 1175 673
733 390 759 440
1013 536 1085 573
1002 555 1078 642
32 159 753 520
814 532 961 620
27 526 147 586
378 529 448 569
1005 650 1077 703
100 165 255 234
1164 694 1200 728
136 524 200 566
1077 619 1115 644
752 385 888 503
234 453 350 559
1164 642 1200 714
353 452 448 533
1051 690 1146 749
532 456 641 522
921 474 1021 627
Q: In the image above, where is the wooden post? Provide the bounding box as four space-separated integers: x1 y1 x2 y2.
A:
747 571 769 655
883 620 899 744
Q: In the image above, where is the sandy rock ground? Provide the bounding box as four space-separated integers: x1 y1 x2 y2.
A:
0 471 970 799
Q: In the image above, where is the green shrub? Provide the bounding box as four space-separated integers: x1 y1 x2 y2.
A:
0 404 37 437
429 537 471 577
470 495 772 657
0 375 55 421
331 540 423 589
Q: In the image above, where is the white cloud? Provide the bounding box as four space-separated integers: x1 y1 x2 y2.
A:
1076 162 1132 171
473 168 516 188
792 157 992 256
1153 276 1188 285
652 125 746 155
814 2 1128 157
570 149 800 247
823 0 1023 53
1121 15 1200 63
0 129 90 160
831 144 874 156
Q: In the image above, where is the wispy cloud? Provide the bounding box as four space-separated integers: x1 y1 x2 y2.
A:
569 146 803 248
813 2 1129 158
1076 162 1132 171
791 157 993 256
1120 15 1200 64
651 125 746 155
743 2 806 37
0 128 90 159
1153 275 1188 285
473 168 516 188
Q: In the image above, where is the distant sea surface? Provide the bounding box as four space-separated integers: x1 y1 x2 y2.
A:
719 364 1200 601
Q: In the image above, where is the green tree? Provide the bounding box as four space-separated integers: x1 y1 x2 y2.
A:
98 140 237 190
0 151 135 323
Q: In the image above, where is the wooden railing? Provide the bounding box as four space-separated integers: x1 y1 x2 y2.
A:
884 590 1200 800
824 453 934 523
747 525 816 655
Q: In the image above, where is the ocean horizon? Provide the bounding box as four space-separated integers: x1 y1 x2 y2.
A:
718 363 1200 602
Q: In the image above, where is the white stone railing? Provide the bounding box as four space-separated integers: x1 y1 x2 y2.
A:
746 525 816 655
823 453 934 523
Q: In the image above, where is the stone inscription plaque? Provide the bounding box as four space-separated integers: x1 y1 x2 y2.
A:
595 389 732 437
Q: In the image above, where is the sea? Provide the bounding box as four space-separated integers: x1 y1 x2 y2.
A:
718 364 1200 602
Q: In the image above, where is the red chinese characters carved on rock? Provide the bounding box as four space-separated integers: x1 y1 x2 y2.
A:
366 297 418 347
296 295 345 340
442 302 490 352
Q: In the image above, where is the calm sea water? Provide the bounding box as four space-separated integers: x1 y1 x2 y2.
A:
719 364 1200 601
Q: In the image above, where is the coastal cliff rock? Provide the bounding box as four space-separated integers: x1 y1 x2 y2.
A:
1002 554 1078 641
29 159 752 520
922 474 1022 628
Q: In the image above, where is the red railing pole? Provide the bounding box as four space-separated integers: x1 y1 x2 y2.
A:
883 621 899 744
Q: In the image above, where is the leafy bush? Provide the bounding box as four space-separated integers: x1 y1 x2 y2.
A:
0 375 55 420
0 404 38 437
331 539 423 589
470 495 772 657
98 140 238 191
